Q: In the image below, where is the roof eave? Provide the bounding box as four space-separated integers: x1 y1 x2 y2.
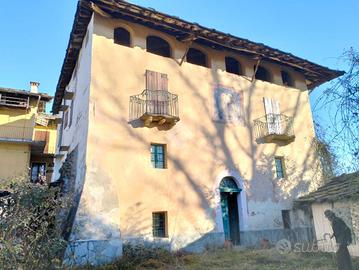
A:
52 0 345 112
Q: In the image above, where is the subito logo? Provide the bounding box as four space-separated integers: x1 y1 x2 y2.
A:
275 239 292 254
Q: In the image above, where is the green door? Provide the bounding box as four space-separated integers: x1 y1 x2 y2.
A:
220 192 230 240
220 177 241 245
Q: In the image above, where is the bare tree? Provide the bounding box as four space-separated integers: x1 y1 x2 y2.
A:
313 123 338 180
316 48 359 172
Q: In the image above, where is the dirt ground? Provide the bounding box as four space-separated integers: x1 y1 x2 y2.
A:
80 247 359 270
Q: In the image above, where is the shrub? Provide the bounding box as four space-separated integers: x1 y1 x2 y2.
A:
0 178 69 270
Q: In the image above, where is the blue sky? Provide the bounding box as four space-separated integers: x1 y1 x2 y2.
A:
0 1 357 132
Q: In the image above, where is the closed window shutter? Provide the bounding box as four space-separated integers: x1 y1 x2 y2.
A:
160 73 168 91
146 70 168 91
146 70 169 114
263 97 282 134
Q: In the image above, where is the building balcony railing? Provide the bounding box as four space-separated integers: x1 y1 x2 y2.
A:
0 125 34 142
129 89 180 126
0 124 54 155
253 113 295 143
33 129 54 154
0 94 29 108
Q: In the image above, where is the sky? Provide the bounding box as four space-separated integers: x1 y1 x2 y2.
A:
0 0 357 96
0 0 358 164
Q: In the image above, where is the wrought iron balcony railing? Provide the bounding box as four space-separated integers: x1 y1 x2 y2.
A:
253 113 295 143
130 89 180 126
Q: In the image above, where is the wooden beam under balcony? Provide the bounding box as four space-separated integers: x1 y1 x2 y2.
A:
54 118 62 125
59 105 69 112
140 113 180 127
263 134 295 143
60 145 70 152
55 153 65 159
64 91 75 100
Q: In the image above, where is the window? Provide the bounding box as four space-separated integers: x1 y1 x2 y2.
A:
114 27 131 47
38 101 46 113
225 57 242 75
69 99 75 127
63 110 69 128
146 36 171 58
151 144 166 169
281 71 294 87
275 157 285 179
31 163 46 184
282 210 291 229
254 65 271 82
152 212 168 238
186 48 207 67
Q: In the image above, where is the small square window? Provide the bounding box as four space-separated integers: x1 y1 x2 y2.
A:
282 210 291 229
152 212 168 238
275 157 285 179
151 144 166 169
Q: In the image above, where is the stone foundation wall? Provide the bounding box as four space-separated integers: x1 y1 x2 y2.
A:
121 227 313 254
240 227 314 247
63 238 122 266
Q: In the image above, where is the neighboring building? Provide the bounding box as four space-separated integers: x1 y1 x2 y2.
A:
52 0 343 265
295 172 359 256
0 83 57 184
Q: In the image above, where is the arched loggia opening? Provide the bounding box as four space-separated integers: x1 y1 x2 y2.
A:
146 36 171 58
220 177 241 245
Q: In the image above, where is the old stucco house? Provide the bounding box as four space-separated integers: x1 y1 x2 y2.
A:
51 0 343 264
0 83 57 184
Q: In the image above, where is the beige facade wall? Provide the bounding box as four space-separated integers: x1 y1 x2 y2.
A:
55 16 123 265
66 14 324 250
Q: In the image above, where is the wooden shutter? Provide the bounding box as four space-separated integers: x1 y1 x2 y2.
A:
146 70 168 91
34 130 50 153
145 70 169 114
263 97 282 134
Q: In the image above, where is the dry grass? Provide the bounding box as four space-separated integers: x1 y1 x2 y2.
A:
78 246 359 270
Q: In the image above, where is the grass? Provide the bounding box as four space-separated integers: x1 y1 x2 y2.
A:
80 247 359 270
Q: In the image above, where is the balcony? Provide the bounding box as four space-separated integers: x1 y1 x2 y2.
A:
0 94 29 108
32 130 54 155
0 125 33 142
253 113 295 143
130 89 180 126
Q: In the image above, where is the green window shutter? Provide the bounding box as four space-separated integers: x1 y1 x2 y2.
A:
275 157 285 178
151 144 166 169
152 212 167 237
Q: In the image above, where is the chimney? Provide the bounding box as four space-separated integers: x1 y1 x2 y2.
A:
30 81 40 93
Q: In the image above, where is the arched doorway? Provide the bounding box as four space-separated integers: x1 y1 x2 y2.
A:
220 177 241 245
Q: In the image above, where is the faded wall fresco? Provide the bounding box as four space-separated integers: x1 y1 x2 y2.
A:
213 85 243 124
